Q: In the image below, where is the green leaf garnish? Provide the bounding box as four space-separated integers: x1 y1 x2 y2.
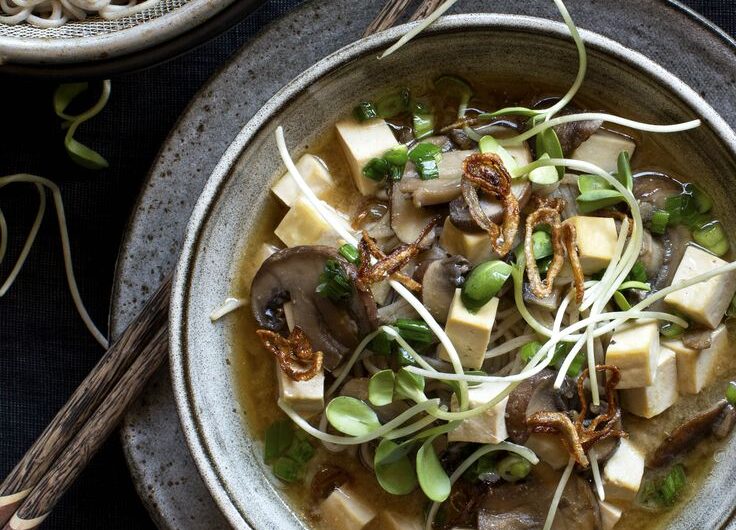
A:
416 435 451 502
368 370 396 407
325 396 381 436
374 439 418 495
394 368 426 403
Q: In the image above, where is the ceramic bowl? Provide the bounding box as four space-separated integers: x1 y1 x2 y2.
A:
169 14 736 530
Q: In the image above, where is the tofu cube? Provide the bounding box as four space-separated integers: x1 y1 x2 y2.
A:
603 438 645 502
320 485 376 530
335 118 399 196
276 302 325 417
438 289 498 369
525 434 569 470
567 216 618 274
599 501 623 530
664 245 736 328
439 217 493 266
620 347 678 418
571 130 636 173
366 511 422 530
271 154 334 207
663 324 729 394
606 319 660 389
274 196 347 248
448 381 509 444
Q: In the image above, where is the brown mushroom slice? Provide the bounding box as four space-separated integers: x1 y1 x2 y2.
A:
633 171 683 210
449 179 531 232
477 462 601 530
682 327 713 350
505 369 558 444
649 399 728 468
420 256 470 322
390 183 438 246
523 283 563 311
250 246 378 371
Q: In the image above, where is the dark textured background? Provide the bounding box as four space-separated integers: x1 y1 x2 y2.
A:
0 1 733 528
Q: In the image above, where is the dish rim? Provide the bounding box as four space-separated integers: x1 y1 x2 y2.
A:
169 13 736 530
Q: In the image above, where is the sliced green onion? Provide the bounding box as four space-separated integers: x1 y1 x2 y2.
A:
434 75 473 118
286 433 316 464
362 157 391 182
353 101 379 122
618 281 651 291
659 465 687 505
628 261 648 283
384 144 409 167
650 209 670 235
520 341 542 363
532 230 553 260
339 243 360 265
613 291 631 311
660 321 685 338
693 221 729 257
536 127 564 179
264 419 294 464
316 260 352 301
412 100 435 139
691 184 713 214
394 319 435 344
409 142 442 180
726 382 736 406
375 88 411 118
497 454 532 482
272 456 302 482
465 453 497 482
396 346 418 367
370 331 393 356
576 189 625 214
461 260 513 311
616 151 633 191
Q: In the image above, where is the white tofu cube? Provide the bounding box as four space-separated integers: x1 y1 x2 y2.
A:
663 324 729 395
439 217 493 266
599 501 623 530
620 347 678 418
253 243 280 269
335 118 399 196
664 245 736 328
567 216 618 274
366 511 421 530
320 485 376 530
571 130 636 173
274 196 348 248
606 319 660 389
525 434 569 470
438 289 498 369
603 438 645 502
448 381 509 444
271 154 334 207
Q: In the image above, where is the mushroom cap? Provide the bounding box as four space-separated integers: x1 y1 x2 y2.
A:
250 246 378 371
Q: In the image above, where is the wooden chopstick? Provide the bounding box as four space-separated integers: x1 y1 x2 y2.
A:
0 275 171 528
410 0 445 21
363 0 413 37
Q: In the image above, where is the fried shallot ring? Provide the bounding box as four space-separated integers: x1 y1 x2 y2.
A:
461 152 519 256
257 326 324 381
527 364 628 468
524 204 585 303
356 217 439 292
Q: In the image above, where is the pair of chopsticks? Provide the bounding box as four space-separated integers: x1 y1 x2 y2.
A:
0 277 170 530
0 0 448 527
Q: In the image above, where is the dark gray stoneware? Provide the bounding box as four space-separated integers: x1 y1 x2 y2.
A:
167 13 736 530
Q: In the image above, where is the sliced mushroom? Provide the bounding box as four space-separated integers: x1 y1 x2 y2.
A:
682 327 713 350
713 404 736 440
530 99 603 157
653 224 691 294
649 399 728 468
523 283 563 311
477 462 601 530
505 369 559 444
449 128 476 150
449 179 531 232
638 230 664 281
250 246 378 371
633 171 683 210
420 256 470 322
390 183 438 247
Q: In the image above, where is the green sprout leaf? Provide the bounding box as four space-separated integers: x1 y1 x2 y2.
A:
54 82 89 119
416 435 451 502
325 396 381 436
616 151 633 192
478 135 519 173
394 368 426 403
368 370 396 407
374 439 418 495
535 127 564 179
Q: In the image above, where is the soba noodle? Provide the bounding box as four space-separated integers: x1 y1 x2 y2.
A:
0 0 160 27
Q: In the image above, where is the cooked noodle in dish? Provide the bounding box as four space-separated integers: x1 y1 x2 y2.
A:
0 0 160 27
213 1 736 529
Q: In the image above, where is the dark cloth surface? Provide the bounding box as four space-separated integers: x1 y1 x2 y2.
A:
0 1 733 529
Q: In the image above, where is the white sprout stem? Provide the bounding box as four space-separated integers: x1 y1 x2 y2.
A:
0 208 7 265
581 217 629 310
279 398 441 445
318 412 348 453
0 174 108 348
379 0 458 59
543 457 575 530
485 334 537 359
499 113 701 147
275 126 470 409
209 297 247 321
385 408 447 440
0 184 46 297
589 447 605 501
326 329 385 397
424 442 539 530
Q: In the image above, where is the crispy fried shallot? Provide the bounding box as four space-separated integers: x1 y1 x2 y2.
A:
257 326 324 381
356 217 439 292
461 153 520 256
525 198 585 302
527 365 627 468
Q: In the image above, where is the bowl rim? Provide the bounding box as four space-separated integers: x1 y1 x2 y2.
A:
169 13 736 530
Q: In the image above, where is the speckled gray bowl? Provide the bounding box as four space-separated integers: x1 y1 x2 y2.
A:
170 14 736 530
